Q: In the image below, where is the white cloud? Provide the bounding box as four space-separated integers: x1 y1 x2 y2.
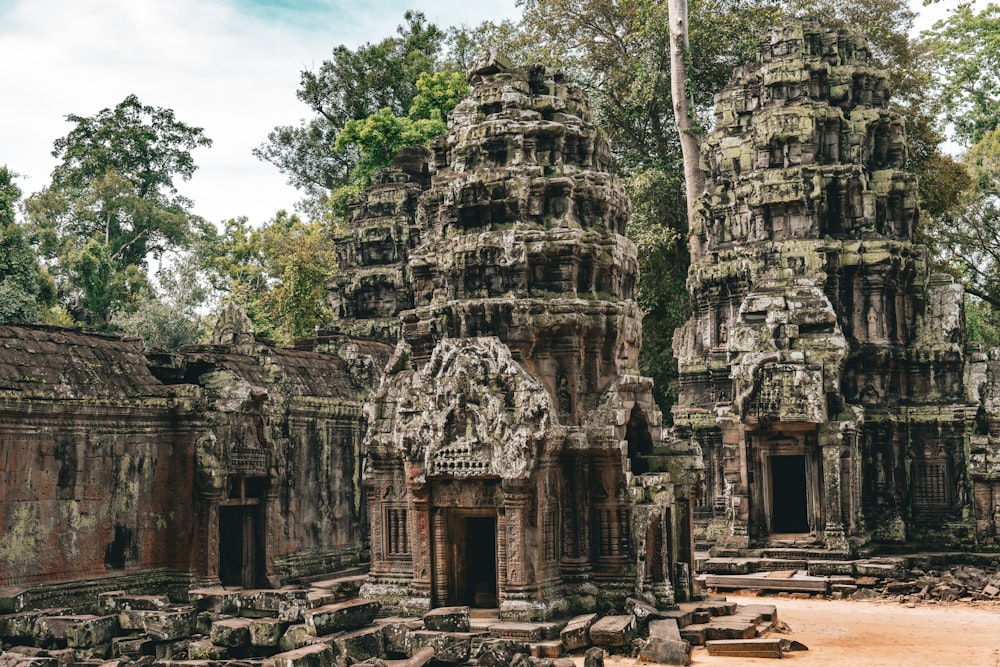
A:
0 0 519 224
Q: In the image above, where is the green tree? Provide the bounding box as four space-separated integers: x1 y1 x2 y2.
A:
254 11 450 198
25 95 211 328
196 212 338 345
0 166 54 324
923 2 1000 146
109 258 211 350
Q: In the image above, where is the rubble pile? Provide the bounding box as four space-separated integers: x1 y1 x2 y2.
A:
0 584 783 667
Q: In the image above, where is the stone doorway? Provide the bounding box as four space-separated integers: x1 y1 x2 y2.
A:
447 512 498 607
218 476 266 588
769 455 810 533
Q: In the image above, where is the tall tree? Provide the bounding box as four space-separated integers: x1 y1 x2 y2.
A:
254 11 450 200
923 2 1000 147
0 166 54 324
195 212 338 346
25 96 211 328
669 0 704 226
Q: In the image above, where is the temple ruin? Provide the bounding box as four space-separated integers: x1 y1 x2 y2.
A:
673 18 1000 562
7 16 1000 667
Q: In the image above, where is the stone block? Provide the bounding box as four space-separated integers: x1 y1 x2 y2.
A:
638 637 691 665
705 638 784 658
587 616 635 649
807 560 856 576
529 640 563 658
678 624 707 646
186 639 227 660
703 620 756 641
0 588 28 614
379 620 421 655
647 619 681 641
476 638 532 667
272 644 337 667
855 561 904 579
304 599 380 636
409 631 471 663
99 594 170 614
210 618 253 647
112 635 155 659
134 609 197 641
188 589 239 614
735 604 777 622
238 589 312 623
280 624 315 652
583 646 605 667
250 617 284 647
330 626 385 660
654 609 693 629
64 615 120 648
560 613 597 651
422 606 470 633
0 656 59 667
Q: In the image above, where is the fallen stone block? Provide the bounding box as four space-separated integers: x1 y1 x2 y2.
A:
559 614 597 651
64 615 120 648
588 616 635 649
638 637 691 665
529 640 563 658
111 635 155 659
422 607 470 633
981 584 1000 598
250 617 284 647
99 594 170 614
386 645 435 667
153 638 190 661
0 655 59 667
736 604 777 622
583 646 604 667
186 639 227 660
488 622 544 642
476 638 532 667
238 589 312 623
210 617 253 648
280 624 315 652
409 631 471 664
651 609 693 629
152 660 215 667
705 638 784 658
648 619 681 641
379 620 422 655
678 624 707 646
703 620 757 642
304 599 381 636
0 588 28 614
187 589 239 614
272 643 337 667
551 659 576 667
329 626 385 661
855 561 904 579
137 609 197 641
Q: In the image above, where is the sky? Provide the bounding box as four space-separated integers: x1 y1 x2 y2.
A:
0 0 520 225
0 0 964 226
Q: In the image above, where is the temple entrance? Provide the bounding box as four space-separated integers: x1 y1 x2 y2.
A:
218 476 266 588
770 455 809 533
447 513 498 607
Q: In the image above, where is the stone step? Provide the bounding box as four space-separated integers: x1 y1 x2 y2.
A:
705 637 784 658
703 571 830 594
304 598 380 636
308 574 368 602
587 615 636 649
488 620 565 642
759 547 852 561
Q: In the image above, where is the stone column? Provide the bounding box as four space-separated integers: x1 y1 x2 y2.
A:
502 484 531 597
720 420 749 548
406 464 433 611
819 423 848 550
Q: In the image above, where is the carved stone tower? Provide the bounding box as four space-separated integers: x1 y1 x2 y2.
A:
674 19 976 555
353 55 687 619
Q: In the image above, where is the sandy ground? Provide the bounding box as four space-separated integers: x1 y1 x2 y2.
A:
605 595 1000 667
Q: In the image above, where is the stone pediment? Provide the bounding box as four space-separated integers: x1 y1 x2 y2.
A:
369 337 554 479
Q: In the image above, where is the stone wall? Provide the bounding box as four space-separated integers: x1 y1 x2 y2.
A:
0 310 388 605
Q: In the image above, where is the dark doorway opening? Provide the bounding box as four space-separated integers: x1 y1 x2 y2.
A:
770 455 809 533
449 515 498 607
219 505 264 588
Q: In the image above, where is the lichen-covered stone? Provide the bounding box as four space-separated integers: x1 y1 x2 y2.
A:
674 17 998 556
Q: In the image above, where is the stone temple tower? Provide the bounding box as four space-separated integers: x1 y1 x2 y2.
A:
338 55 689 619
673 19 977 556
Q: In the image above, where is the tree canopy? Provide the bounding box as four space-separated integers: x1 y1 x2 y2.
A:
0 166 54 324
25 95 211 328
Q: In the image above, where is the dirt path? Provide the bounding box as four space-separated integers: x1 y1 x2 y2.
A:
606 595 1000 667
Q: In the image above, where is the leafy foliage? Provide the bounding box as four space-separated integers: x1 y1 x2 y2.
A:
254 11 451 198
110 259 211 350
923 2 1000 146
0 167 54 324
24 96 211 328
195 212 338 346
